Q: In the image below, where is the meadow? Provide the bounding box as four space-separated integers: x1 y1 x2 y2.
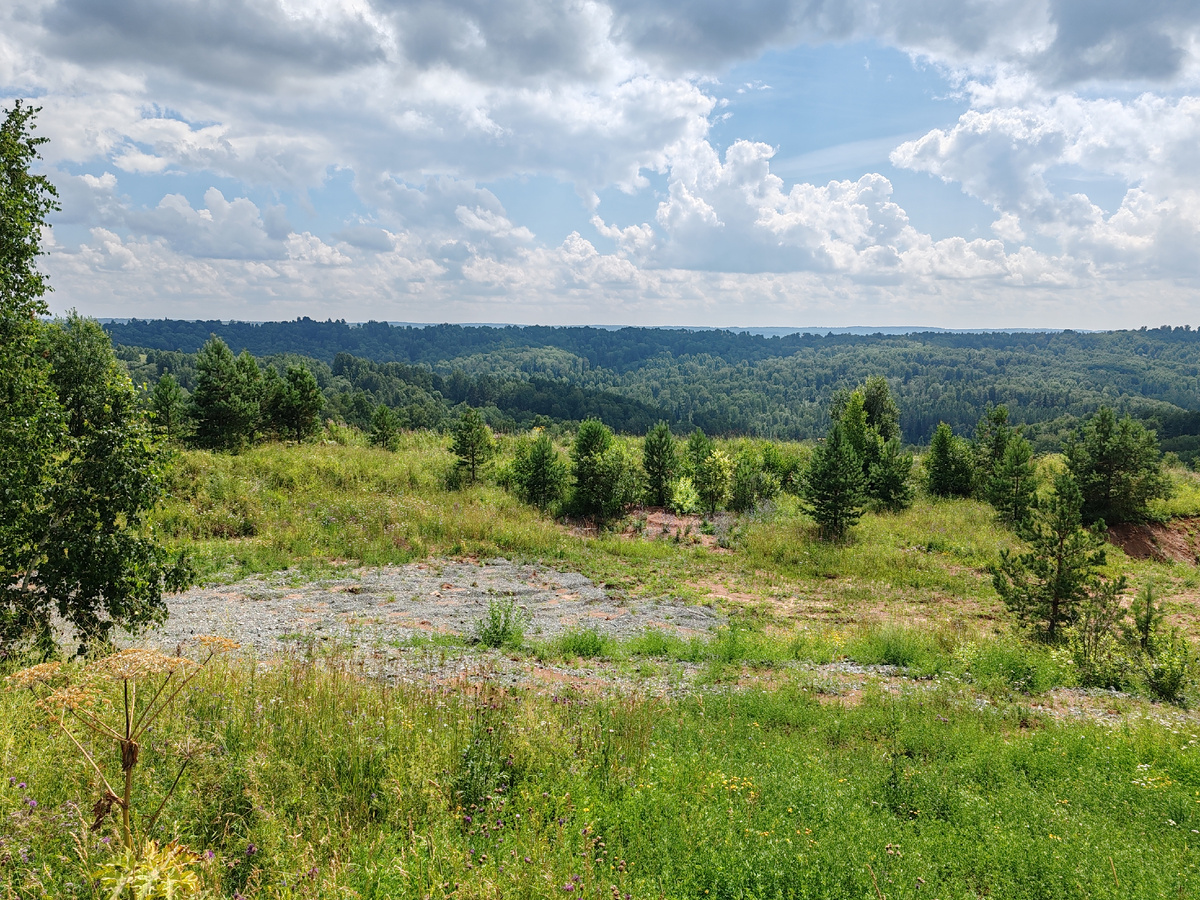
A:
4 433 1200 898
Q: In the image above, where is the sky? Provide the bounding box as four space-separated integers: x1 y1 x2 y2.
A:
4 1 1200 329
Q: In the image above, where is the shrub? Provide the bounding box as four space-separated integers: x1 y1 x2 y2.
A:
667 476 700 515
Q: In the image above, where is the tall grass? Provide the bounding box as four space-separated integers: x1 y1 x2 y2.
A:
3 656 1198 898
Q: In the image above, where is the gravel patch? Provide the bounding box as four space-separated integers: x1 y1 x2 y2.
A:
122 558 724 658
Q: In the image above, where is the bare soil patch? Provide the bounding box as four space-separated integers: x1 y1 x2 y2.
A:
1108 517 1200 564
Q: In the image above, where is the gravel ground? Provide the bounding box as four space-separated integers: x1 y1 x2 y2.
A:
121 557 722 658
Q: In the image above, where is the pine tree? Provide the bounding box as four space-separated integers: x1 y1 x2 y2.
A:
189 337 260 451
642 421 678 507
991 433 1037 527
973 405 1013 498
991 472 1109 642
451 407 494 484
926 423 974 497
264 364 323 441
1065 406 1169 524
369 404 402 451
803 422 866 541
684 427 714 476
149 373 186 442
570 419 638 522
512 431 567 511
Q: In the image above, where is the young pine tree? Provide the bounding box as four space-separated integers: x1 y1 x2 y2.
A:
369 404 402 451
925 423 974 498
149 373 186 442
991 472 1110 642
264 364 323 441
641 421 678 507
189 337 261 451
512 431 567 511
684 427 714 476
1065 406 1169 525
803 421 866 542
451 407 495 484
990 433 1037 527
570 419 638 523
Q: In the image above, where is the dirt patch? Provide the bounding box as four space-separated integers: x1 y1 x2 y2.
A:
1108 518 1200 564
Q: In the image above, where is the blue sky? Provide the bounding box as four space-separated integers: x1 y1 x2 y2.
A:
5 1 1200 328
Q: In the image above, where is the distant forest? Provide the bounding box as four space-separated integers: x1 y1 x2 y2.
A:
105 319 1200 459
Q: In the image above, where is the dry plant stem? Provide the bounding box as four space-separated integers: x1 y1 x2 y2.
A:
56 711 120 802
867 862 885 900
123 678 134 851
1110 856 1119 887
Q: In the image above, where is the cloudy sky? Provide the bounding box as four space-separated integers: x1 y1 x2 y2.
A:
5 1 1200 328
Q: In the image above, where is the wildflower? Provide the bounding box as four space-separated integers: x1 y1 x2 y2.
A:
5 662 62 690
246 843 257 855
196 635 240 653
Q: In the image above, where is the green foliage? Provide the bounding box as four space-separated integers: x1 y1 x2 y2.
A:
666 475 700 515
570 419 639 522
833 384 913 512
684 427 714 475
1066 406 1170 524
925 423 974 498
728 447 781 513
150 373 187 442
511 431 567 511
761 442 804 495
866 437 914 512
641 421 678 506
368 403 402 451
0 103 62 656
11 316 193 653
189 337 261 451
972 405 1014 497
1 112 190 654
263 363 323 441
106 318 1200 449
451 406 495 484
991 473 1112 642
802 421 866 542
990 433 1037 527
472 596 528 648
693 448 734 515
0 101 59 318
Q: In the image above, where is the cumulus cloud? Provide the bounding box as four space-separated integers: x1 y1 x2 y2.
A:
892 94 1200 276
5 0 1200 326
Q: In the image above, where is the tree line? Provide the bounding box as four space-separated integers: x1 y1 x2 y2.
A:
106 317 1200 452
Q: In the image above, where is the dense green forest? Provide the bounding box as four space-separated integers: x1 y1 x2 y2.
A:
107 319 1200 456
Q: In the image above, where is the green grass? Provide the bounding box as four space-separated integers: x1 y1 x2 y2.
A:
1151 466 1200 519
4 656 1200 899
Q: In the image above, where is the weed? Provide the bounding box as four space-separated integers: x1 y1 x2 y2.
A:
473 597 529 649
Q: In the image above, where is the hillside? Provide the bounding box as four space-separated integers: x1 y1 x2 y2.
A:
106 319 1200 451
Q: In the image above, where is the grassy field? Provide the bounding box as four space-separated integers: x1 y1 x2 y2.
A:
5 436 1200 898
4 654 1200 899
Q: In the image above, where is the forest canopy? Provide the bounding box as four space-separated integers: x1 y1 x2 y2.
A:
106 319 1200 454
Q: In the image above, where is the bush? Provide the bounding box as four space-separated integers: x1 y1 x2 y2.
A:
667 476 700 515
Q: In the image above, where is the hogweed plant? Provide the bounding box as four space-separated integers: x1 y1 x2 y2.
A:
5 636 238 892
